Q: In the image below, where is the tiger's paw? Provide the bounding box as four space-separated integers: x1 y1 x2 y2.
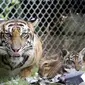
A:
20 67 33 78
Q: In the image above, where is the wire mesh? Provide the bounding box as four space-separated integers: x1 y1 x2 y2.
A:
0 0 85 57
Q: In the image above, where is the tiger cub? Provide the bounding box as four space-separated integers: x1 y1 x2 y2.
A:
0 19 42 78
38 50 64 78
63 51 81 71
38 50 82 79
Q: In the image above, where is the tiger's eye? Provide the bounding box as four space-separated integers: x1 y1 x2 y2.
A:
21 33 29 39
44 63 49 67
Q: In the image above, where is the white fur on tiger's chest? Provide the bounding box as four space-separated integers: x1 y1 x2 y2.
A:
0 47 35 76
0 55 35 76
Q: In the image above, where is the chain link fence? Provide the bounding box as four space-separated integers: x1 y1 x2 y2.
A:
0 0 85 57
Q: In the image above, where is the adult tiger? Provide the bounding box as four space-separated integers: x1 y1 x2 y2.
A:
0 19 42 77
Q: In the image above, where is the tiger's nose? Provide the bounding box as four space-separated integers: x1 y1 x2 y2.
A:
12 48 20 52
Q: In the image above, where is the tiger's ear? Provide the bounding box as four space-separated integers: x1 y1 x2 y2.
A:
27 17 39 32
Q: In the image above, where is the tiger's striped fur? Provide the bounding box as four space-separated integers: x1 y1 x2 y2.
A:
0 19 42 77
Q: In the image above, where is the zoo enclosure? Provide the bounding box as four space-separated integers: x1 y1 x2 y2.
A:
0 0 85 56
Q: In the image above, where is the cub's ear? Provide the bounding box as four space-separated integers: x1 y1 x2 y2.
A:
27 17 39 32
0 19 6 33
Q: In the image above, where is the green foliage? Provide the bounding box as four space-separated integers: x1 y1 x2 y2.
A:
0 66 38 85
31 66 38 77
0 0 20 20
0 77 28 85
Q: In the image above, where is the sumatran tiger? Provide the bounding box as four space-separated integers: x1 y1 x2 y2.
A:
0 19 42 78
38 50 64 78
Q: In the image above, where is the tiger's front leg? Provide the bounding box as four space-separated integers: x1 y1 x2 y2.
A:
20 66 33 78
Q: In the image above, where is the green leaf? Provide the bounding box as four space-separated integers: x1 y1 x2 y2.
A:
0 14 4 18
11 0 19 4
31 66 38 77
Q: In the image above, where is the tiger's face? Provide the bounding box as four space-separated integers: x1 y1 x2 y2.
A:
0 19 42 70
3 20 34 57
64 52 81 70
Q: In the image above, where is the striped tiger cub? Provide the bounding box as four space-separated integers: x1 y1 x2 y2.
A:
38 50 64 78
0 19 42 78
